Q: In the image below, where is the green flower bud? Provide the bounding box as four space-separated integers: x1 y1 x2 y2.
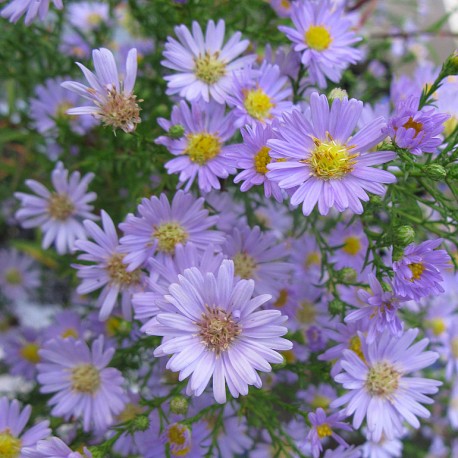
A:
338 267 358 283
443 51 458 77
328 298 346 316
424 164 446 181
394 225 415 246
392 245 405 262
168 124 185 139
133 414 150 432
447 164 458 180
170 396 189 415
328 88 348 102
87 447 105 458
368 195 382 210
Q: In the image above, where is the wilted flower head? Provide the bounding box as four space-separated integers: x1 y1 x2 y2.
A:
62 47 141 133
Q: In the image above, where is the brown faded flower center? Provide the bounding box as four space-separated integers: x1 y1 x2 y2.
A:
402 117 423 137
194 52 226 85
408 262 425 281
153 222 188 254
48 193 75 220
348 335 365 361
0 430 21 458
185 133 221 165
365 361 400 397
274 288 288 308
117 403 144 423
166 423 191 456
296 301 316 324
106 253 141 286
71 363 101 394
233 252 257 279
305 25 333 51
198 306 241 355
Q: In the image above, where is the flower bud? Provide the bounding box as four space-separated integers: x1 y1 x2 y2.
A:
168 124 185 139
338 267 358 283
394 225 415 247
170 396 189 415
443 50 458 77
328 88 348 102
328 298 345 316
424 164 446 181
133 414 150 432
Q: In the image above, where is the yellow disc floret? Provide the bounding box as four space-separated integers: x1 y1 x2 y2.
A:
316 423 333 439
0 430 21 458
342 236 362 256
305 25 332 51
243 88 274 121
254 146 272 174
185 133 221 165
153 222 189 254
408 262 425 282
194 53 226 85
71 363 101 394
20 343 41 364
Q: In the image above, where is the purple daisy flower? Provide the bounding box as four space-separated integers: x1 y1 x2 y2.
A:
73 210 146 321
0 397 50 457
15 162 97 255
37 336 126 432
156 100 237 193
144 260 292 403
267 93 396 215
42 310 85 342
392 239 451 301
264 44 301 80
345 273 407 344
307 408 352 458
1 0 62 25
59 31 91 60
332 329 442 442
230 121 284 202
24 437 92 458
0 249 40 302
30 77 96 137
299 383 337 411
161 19 255 104
62 47 141 133
384 96 449 155
227 62 293 127
269 0 292 18
223 225 291 299
119 190 224 271
67 1 110 32
279 0 362 88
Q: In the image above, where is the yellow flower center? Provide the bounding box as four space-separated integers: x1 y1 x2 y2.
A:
87 12 103 26
117 403 144 423
254 146 272 174
55 101 74 120
71 364 101 394
153 222 188 254
194 53 226 85
305 25 332 51
5 268 22 285
166 424 191 456
185 133 221 165
305 251 321 268
444 116 458 137
305 137 358 180
199 306 240 355
316 423 333 439
106 316 122 336
365 361 400 397
349 335 365 361
281 0 291 8
282 349 295 364
243 88 274 121
61 328 78 339
274 288 288 308
296 301 316 324
402 117 423 137
342 236 362 256
48 193 75 220
311 395 331 410
106 253 141 286
233 252 257 279
408 262 425 281
425 318 446 336
20 343 41 364
0 430 21 458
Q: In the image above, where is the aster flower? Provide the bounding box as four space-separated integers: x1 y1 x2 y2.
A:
269 0 292 17
0 398 50 457
227 63 293 127
279 0 362 88
346 274 407 344
384 96 448 155
162 19 256 104
264 44 301 80
15 162 97 255
73 210 145 321
24 437 92 458
62 47 141 133
361 431 403 458
156 100 237 192
307 408 351 458
223 225 291 298
119 190 224 271
299 383 337 411
229 121 284 202
1 0 62 25
37 336 126 432
0 248 40 302
332 329 441 442
267 93 396 216
30 77 96 137
392 239 451 301
67 1 110 32
144 260 292 403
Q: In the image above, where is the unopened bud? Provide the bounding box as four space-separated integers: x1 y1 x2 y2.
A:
133 415 150 432
443 50 458 77
394 225 415 247
328 88 348 102
424 164 446 181
338 267 358 283
170 396 189 415
168 124 185 139
447 164 458 180
368 195 382 209
328 298 345 316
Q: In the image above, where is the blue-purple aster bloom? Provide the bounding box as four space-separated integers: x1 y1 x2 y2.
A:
392 239 451 301
279 0 363 88
227 62 293 127
162 19 255 104
74 210 145 321
0 248 40 302
384 96 448 155
229 121 284 202
156 100 237 192
25 437 92 458
0 397 50 457
62 47 141 133
332 329 441 442
37 336 126 432
267 93 396 215
119 190 224 271
67 1 110 32
345 273 406 344
1 0 62 25
144 260 292 403
15 162 97 255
